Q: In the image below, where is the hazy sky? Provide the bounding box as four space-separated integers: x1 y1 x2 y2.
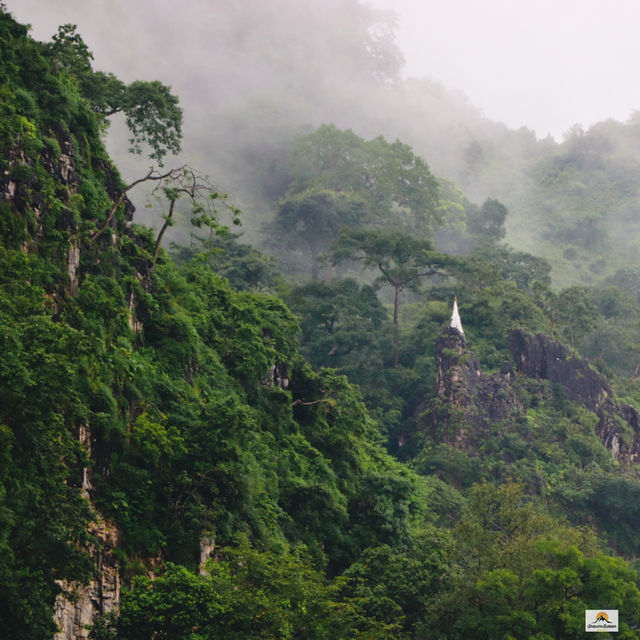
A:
9 0 640 140
369 0 640 138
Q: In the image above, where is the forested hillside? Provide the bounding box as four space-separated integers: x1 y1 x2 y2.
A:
4 5 640 640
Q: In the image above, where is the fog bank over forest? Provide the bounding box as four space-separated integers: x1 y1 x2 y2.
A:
10 0 640 285
11 5 640 636
8 1 503 203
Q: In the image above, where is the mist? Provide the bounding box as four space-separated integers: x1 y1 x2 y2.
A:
7 0 493 211
8 0 640 286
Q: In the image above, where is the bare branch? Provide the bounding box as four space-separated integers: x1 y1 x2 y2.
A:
88 166 183 242
291 397 333 407
148 166 241 272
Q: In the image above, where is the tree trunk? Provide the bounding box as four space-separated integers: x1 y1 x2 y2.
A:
151 199 176 270
309 245 319 281
628 358 640 388
392 285 400 367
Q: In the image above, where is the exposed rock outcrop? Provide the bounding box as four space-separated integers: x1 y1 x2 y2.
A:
199 535 216 576
67 240 80 297
261 361 290 389
53 424 121 640
433 327 520 450
510 329 640 463
432 324 640 463
53 516 120 640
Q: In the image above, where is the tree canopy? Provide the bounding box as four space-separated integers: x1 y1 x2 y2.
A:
286 124 441 232
47 23 182 163
5 8 640 640
275 187 367 279
333 229 452 365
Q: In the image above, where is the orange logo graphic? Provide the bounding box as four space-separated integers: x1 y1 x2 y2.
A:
593 612 610 623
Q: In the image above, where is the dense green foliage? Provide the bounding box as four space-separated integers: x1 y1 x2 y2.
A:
270 124 442 280
6 7 640 640
0 255 93 638
47 23 182 163
0 10 421 637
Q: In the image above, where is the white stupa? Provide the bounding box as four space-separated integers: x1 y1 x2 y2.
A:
450 296 464 336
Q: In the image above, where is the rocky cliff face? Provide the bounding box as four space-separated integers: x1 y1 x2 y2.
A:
2 119 132 640
433 326 640 463
510 329 640 463
1 122 135 297
53 425 121 640
53 516 120 640
433 327 520 450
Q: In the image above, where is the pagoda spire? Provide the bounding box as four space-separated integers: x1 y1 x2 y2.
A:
450 296 464 336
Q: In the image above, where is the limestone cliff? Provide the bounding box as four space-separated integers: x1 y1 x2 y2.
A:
433 326 520 450
1 85 131 640
433 326 640 463
53 516 120 640
510 329 640 463
53 426 121 640
1 118 135 299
